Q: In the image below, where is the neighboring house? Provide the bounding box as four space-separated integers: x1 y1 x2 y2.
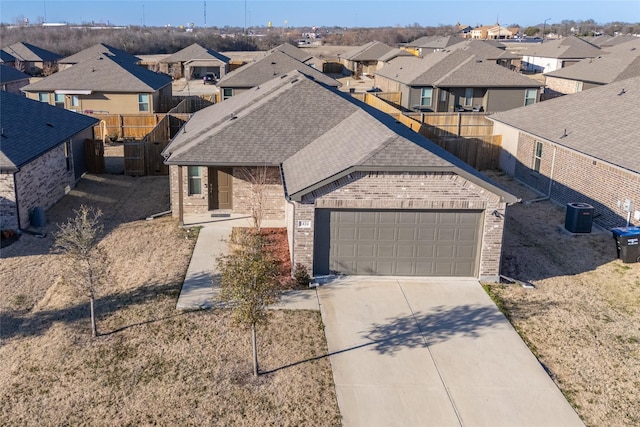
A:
268 42 323 68
544 38 640 95
489 77 640 229
216 50 340 100
159 43 230 80
58 43 141 71
0 50 17 66
587 34 638 48
0 64 30 93
374 49 542 112
21 53 172 115
0 91 98 230
402 35 466 56
1 42 61 76
520 36 602 73
376 48 415 70
163 71 517 280
486 25 515 40
446 39 521 70
339 41 395 76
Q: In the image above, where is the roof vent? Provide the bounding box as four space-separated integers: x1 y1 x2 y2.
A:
618 88 626 95
46 123 54 127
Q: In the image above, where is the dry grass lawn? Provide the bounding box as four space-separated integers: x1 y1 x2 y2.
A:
484 172 640 427
0 174 340 426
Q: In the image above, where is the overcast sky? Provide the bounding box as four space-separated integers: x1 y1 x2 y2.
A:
2 0 639 28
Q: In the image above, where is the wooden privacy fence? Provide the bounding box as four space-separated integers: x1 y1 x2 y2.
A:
359 92 501 171
91 112 193 141
124 114 188 176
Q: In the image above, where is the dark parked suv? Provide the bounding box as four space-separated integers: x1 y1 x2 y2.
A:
203 73 216 84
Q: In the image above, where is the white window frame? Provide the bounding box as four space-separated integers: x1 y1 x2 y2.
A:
463 88 473 106
138 94 150 112
188 166 202 195
38 93 49 103
54 93 65 108
222 88 233 100
533 141 543 173
524 88 537 106
420 87 433 107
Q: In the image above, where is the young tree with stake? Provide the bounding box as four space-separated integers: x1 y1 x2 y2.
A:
216 231 281 376
54 205 107 338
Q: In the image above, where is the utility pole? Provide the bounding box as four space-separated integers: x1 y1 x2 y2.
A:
542 18 551 43
204 1 206 27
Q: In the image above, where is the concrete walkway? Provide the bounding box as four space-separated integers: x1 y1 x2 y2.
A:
317 277 585 427
176 213 319 311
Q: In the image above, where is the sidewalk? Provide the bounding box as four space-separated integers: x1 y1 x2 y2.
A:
175 213 319 311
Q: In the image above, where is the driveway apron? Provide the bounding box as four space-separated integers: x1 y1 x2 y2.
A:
317 278 584 427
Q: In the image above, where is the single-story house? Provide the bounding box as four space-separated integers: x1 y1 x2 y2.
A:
520 36 602 73
339 41 396 76
0 91 98 230
1 42 61 76
159 43 230 80
489 76 640 229
587 34 639 49
58 43 141 71
402 35 466 56
268 42 324 69
0 64 30 94
163 71 517 280
446 39 521 70
544 38 640 95
375 49 542 112
21 53 172 115
216 50 340 101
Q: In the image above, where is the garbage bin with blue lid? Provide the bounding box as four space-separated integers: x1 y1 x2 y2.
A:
611 226 640 263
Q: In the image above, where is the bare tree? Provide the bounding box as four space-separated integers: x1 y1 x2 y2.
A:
216 231 281 376
239 166 273 232
54 205 107 337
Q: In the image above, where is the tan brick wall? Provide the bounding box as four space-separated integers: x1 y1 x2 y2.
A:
0 173 18 230
169 165 286 219
292 171 507 280
515 132 640 229
544 76 581 95
14 144 75 229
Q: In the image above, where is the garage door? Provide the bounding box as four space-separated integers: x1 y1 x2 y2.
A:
314 209 483 277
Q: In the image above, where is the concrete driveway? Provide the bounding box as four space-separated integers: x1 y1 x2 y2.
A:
317 278 584 427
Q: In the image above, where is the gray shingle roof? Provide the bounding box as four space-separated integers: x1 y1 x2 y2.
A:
165 71 515 202
378 48 414 63
545 38 640 84
0 64 30 83
21 54 172 93
521 36 601 59
446 39 520 60
59 43 140 65
1 42 61 62
405 35 466 50
216 50 339 88
0 50 16 63
268 42 314 63
589 34 639 48
160 43 230 63
0 91 98 172
489 76 640 174
377 50 541 88
340 41 396 62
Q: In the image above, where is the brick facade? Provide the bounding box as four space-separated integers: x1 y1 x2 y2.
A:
169 165 286 219
291 171 507 280
11 144 75 229
544 76 582 95
515 132 640 229
0 173 18 230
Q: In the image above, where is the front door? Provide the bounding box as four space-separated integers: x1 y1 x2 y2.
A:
208 167 233 210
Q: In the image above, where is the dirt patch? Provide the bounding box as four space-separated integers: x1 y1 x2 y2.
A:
0 174 340 426
484 172 640 427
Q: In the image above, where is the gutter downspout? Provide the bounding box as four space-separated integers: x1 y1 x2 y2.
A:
524 145 557 204
286 199 296 276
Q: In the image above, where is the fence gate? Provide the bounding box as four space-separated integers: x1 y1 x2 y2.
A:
84 139 105 174
124 141 145 176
